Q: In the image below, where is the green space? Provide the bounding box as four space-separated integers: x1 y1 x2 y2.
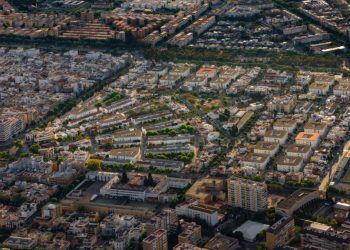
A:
145 152 194 164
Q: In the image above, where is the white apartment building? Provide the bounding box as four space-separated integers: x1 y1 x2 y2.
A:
277 156 304 173
241 153 270 170
176 200 219 226
264 130 288 145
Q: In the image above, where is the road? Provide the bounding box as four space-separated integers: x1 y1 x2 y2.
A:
319 140 350 195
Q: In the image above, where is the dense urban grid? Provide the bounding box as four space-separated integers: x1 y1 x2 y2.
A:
1 0 350 250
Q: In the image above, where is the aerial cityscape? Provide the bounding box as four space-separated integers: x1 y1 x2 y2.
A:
1 0 350 249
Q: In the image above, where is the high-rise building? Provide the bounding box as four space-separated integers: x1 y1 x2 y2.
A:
266 216 295 250
143 229 168 250
227 177 267 212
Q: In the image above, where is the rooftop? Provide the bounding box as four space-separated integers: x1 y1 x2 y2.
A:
295 132 320 141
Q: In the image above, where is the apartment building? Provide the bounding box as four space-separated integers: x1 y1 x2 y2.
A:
178 221 202 245
112 129 143 147
196 66 217 79
253 141 279 157
147 134 191 146
304 121 328 137
167 32 193 47
264 129 288 145
309 81 331 96
204 233 240 250
143 229 168 250
145 208 178 234
273 118 297 133
108 147 141 163
0 116 24 142
334 82 350 97
277 156 304 173
301 222 350 250
266 216 295 250
267 95 297 114
286 144 312 160
241 153 270 170
176 200 219 226
185 16 216 35
295 132 320 148
227 177 268 212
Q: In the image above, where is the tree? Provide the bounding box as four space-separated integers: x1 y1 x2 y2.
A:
85 159 102 171
14 140 24 148
232 231 244 241
121 171 129 184
230 125 238 137
30 144 41 154
256 230 266 241
168 129 177 137
94 102 102 109
145 172 155 186
330 219 338 226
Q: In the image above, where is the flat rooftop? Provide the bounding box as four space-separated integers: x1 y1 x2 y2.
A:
254 141 279 151
277 156 303 166
265 129 288 138
274 118 297 128
295 132 320 141
286 143 312 153
242 153 269 163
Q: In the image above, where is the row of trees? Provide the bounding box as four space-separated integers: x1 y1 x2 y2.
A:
145 152 194 164
146 124 195 137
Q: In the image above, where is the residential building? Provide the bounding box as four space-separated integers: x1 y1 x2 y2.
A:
266 216 295 250
334 82 350 97
286 144 312 160
267 95 297 113
176 200 219 226
301 222 350 250
227 177 268 212
295 132 320 148
112 129 143 147
108 147 141 163
264 130 288 145
178 221 202 245
304 121 328 137
277 156 304 172
309 81 331 95
241 153 270 170
273 118 297 133
145 208 178 234
253 141 279 157
204 233 240 250
143 229 168 250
